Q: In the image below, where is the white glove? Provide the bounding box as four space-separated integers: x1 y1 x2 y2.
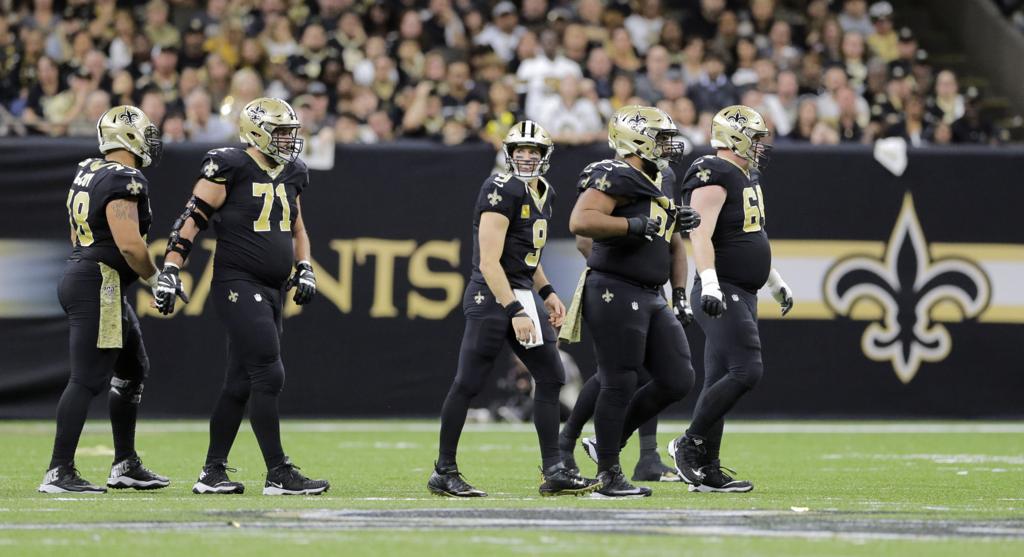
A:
699 269 726 317
766 268 793 316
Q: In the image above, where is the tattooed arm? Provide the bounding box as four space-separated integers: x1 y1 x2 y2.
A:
107 198 158 280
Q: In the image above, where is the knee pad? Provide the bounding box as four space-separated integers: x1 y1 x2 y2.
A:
250 362 285 395
598 370 638 407
70 376 106 397
223 376 252 402
451 377 484 400
532 380 562 405
730 359 764 390
110 377 144 404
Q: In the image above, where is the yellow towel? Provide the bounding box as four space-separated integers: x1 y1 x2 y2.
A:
558 268 590 344
97 262 123 349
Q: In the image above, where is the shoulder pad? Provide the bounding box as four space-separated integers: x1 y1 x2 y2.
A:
200 148 246 182
683 155 740 189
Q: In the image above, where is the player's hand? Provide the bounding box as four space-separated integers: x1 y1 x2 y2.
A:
544 292 566 328
672 287 694 327
154 264 189 315
672 205 701 232
626 215 661 241
701 284 726 317
766 268 793 316
286 261 316 305
512 314 538 345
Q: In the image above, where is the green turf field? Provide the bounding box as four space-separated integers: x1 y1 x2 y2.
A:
1 420 1022 556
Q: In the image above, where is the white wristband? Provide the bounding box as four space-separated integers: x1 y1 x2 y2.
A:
142 272 159 289
699 268 720 288
766 268 783 291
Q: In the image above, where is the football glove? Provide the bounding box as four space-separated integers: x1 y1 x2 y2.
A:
766 268 794 316
626 215 662 241
154 264 189 315
699 269 726 318
286 261 316 305
672 287 694 327
672 205 701 233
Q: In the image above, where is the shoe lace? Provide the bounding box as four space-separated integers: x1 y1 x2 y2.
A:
699 463 737 482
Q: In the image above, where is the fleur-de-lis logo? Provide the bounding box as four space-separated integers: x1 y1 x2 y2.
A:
487 189 502 207
726 111 748 127
228 290 239 303
593 175 611 191
203 161 219 177
247 104 267 124
126 178 143 195
602 289 614 303
625 112 648 132
824 193 990 383
696 168 711 183
474 291 485 305
119 109 140 127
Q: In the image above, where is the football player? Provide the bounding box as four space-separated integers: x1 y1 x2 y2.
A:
154 97 328 496
428 121 599 498
559 106 700 497
669 105 794 493
39 106 169 493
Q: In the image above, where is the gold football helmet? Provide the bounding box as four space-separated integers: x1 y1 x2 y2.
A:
710 105 771 169
238 97 303 164
502 120 554 178
96 105 162 167
607 105 686 169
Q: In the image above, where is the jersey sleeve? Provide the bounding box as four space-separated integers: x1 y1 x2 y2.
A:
100 168 149 204
293 158 310 195
577 159 645 198
475 174 521 221
199 148 236 186
682 156 732 202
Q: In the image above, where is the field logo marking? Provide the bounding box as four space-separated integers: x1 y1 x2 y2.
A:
823 193 990 383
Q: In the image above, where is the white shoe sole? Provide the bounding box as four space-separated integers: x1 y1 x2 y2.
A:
37 484 105 494
192 482 244 494
588 491 652 499
688 483 754 493
107 476 170 490
262 485 329 496
581 438 599 465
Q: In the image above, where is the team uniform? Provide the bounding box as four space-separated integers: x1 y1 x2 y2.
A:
574 159 694 486
671 154 771 492
42 157 168 493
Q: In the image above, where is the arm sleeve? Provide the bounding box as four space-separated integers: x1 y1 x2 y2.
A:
475 176 520 221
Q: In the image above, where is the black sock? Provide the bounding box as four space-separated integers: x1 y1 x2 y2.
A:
638 413 659 457
705 419 724 463
688 375 750 437
249 391 286 470
49 383 95 469
108 386 139 463
437 383 473 469
533 381 563 470
593 373 636 473
560 374 600 447
205 390 248 467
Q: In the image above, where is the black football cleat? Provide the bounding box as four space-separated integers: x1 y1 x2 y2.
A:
593 465 652 498
192 462 245 494
690 462 754 493
107 457 170 490
263 459 329 495
538 463 601 497
38 464 106 494
580 437 599 465
427 463 487 497
632 452 683 482
668 434 707 487
558 432 579 474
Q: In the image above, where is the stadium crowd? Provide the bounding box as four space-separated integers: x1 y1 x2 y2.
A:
0 0 1006 152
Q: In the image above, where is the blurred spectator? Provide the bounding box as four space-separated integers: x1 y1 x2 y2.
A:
517 29 582 123
818 17 844 64
144 0 180 49
730 38 759 89
109 71 135 107
929 121 953 146
929 69 965 125
867 2 898 62
635 45 672 104
136 45 180 106
475 2 526 63
520 0 550 31
687 51 738 113
767 20 803 71
108 10 137 72
184 88 232 142
835 86 865 143
162 110 187 143
888 27 917 77
585 47 615 100
480 79 521 149
841 32 868 92
838 0 873 37
607 27 643 73
763 70 800 137
810 121 840 144
67 89 109 138
798 53 824 95
672 96 708 145
625 0 665 55
681 37 706 86
562 24 590 66
952 93 1002 145
682 0 726 41
817 65 869 125
786 97 820 142
179 18 208 71
885 94 929 147
22 56 72 136
440 60 484 122
709 10 740 63
535 75 603 145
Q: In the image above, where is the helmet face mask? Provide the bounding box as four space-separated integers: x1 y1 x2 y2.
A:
239 98 304 165
502 120 553 178
96 105 162 168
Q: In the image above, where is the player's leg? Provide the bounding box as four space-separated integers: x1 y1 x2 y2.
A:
106 303 169 490
41 265 113 494
631 367 684 483
671 283 761 492
193 334 248 494
558 374 600 471
585 274 650 497
429 315 506 497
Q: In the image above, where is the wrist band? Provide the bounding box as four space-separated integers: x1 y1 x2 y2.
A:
538 284 555 300
504 301 525 319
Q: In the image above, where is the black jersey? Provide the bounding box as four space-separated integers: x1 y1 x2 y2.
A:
577 159 681 287
681 155 771 293
469 173 554 290
66 158 152 282
200 147 309 288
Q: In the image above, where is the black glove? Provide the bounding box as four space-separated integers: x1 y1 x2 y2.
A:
154 264 189 316
672 205 701 232
286 261 316 305
672 287 694 327
626 215 661 240
700 280 727 318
